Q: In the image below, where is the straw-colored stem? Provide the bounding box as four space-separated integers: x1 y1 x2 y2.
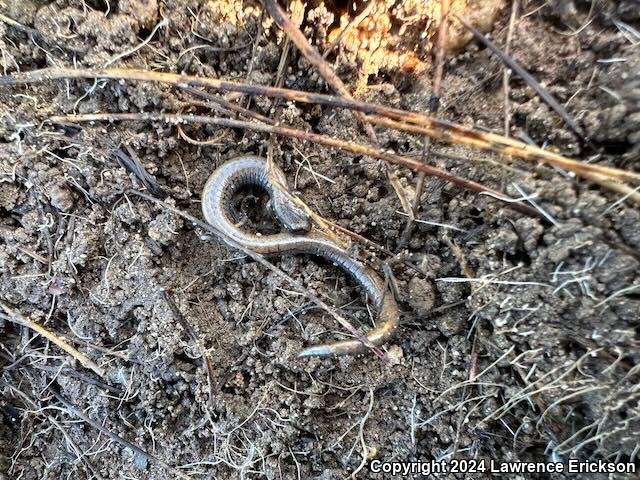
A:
0 302 106 378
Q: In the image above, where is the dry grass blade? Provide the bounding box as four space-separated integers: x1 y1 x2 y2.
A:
2 67 635 186
0 302 106 378
579 171 640 204
64 132 167 198
119 142 167 198
48 112 543 218
363 114 640 198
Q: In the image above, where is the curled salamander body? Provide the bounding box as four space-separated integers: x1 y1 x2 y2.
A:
202 155 398 357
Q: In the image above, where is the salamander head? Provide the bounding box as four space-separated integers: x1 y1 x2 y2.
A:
262 158 312 232
275 197 312 232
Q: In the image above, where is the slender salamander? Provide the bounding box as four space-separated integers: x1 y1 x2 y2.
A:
201 155 398 357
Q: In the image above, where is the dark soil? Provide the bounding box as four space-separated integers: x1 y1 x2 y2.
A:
1 1 639 479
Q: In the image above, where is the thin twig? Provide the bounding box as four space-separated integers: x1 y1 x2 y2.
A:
0 13 85 56
400 0 450 249
179 93 238 118
180 85 273 124
456 13 587 142
2 67 634 184
46 386 165 469
163 291 217 409
503 0 519 135
176 122 230 146
361 113 639 187
323 219 391 257
27 364 122 395
49 112 544 218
